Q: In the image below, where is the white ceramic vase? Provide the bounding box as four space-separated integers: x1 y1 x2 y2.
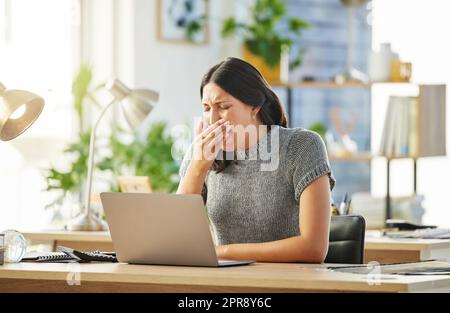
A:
368 43 397 81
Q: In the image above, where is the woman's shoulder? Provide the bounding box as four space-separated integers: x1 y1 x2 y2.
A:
276 127 327 165
277 126 324 147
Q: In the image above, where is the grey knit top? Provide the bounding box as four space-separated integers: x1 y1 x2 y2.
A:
179 126 336 245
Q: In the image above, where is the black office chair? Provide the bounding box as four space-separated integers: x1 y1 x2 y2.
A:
324 215 366 264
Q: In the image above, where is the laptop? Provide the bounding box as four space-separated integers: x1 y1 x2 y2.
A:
100 192 254 267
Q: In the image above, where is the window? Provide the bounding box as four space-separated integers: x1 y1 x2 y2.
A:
0 0 80 230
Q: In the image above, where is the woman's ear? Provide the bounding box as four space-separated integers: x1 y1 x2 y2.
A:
251 106 262 120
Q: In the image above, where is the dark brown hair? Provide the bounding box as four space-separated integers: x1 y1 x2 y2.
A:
200 57 288 173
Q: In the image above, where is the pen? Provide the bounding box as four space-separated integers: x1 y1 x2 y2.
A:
344 198 352 215
339 193 348 215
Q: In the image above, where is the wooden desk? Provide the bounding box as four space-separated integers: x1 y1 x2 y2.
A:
23 231 450 265
365 237 450 264
1 261 450 292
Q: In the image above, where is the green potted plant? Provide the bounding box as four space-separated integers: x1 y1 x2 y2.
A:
44 65 181 228
309 122 327 142
44 64 181 196
98 122 180 193
221 0 310 83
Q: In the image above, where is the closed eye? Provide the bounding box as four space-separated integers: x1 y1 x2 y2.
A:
202 102 231 111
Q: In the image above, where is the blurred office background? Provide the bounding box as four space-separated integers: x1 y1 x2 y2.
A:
0 0 449 231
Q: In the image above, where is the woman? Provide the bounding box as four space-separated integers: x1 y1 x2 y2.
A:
177 57 335 263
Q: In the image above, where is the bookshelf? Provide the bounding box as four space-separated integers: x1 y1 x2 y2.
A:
272 81 438 118
275 81 447 223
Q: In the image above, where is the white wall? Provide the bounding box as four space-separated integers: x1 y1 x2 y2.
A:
115 0 240 130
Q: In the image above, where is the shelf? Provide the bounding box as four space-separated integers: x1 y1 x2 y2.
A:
328 153 419 161
273 81 371 89
272 80 424 89
384 155 419 161
328 153 374 161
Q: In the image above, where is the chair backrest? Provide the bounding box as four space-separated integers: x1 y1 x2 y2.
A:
324 215 366 264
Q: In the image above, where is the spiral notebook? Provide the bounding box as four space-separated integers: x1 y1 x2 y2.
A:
22 251 78 263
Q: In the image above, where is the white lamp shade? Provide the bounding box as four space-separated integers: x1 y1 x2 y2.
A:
108 79 159 129
120 89 159 129
0 82 45 141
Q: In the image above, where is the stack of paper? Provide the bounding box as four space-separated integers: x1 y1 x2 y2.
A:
329 260 450 275
350 192 425 229
388 228 450 239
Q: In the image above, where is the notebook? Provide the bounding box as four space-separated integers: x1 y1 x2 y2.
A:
22 251 78 263
21 248 118 263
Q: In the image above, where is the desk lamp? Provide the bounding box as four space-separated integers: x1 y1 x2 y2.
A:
67 78 159 231
0 82 44 141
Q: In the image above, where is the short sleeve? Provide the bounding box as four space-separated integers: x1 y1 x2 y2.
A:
288 129 336 201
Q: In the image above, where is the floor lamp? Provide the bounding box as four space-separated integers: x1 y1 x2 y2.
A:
67 78 159 231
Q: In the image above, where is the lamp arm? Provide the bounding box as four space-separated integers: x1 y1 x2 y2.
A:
83 97 117 216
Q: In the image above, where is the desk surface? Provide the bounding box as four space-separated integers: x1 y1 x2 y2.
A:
23 230 450 251
23 230 450 265
1 261 450 292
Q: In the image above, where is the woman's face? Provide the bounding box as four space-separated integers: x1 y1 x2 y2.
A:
201 82 261 151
